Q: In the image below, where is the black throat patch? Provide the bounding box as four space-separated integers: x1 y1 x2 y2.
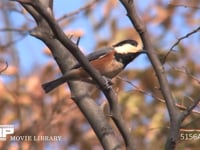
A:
114 52 141 68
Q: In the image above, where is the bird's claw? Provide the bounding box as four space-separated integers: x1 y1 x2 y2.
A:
102 76 113 90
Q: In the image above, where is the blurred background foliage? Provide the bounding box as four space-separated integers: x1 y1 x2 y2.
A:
0 0 200 149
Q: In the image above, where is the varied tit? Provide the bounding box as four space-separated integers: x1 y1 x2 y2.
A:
42 39 147 93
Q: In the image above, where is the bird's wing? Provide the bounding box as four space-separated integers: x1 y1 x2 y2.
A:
71 47 113 69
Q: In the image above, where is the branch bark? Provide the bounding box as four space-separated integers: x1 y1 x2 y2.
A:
22 0 136 149
119 0 180 149
163 26 200 63
16 2 120 150
119 1 200 150
12 0 136 149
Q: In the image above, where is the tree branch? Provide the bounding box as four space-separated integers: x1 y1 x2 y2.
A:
11 0 137 149
23 0 136 149
168 3 200 10
119 0 181 149
13 1 121 149
0 60 8 74
180 98 200 121
57 0 97 22
163 26 200 63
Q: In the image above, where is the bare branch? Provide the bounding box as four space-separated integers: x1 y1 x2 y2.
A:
11 0 136 149
170 65 200 84
40 0 53 10
168 3 200 9
57 0 97 22
163 26 200 64
180 128 200 132
0 28 29 33
0 60 8 74
10 0 31 4
76 37 81 46
119 0 180 149
22 0 135 149
0 34 28 50
180 98 200 122
27 0 111 90
118 77 200 115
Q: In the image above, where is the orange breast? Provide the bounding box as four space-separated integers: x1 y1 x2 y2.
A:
66 51 123 80
90 51 123 78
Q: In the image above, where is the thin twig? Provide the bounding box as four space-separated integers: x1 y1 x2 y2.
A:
118 76 200 115
170 65 200 84
180 98 200 121
168 3 200 10
76 37 81 46
163 26 200 64
180 128 200 132
57 0 97 22
0 34 28 50
0 28 29 33
0 60 8 74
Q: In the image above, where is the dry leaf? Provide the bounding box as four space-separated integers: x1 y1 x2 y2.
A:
43 47 52 56
27 76 44 99
18 94 32 105
64 29 85 37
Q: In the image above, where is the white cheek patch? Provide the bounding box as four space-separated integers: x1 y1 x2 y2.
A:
114 44 142 53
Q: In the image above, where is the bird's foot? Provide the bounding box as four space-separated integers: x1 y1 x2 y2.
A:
102 76 113 90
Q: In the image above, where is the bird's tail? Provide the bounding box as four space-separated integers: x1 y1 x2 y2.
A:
42 77 67 93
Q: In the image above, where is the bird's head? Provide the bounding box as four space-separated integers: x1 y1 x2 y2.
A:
113 39 147 54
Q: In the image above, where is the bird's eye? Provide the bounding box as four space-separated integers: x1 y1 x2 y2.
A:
129 40 138 46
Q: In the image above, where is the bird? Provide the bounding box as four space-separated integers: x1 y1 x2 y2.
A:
42 39 147 93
